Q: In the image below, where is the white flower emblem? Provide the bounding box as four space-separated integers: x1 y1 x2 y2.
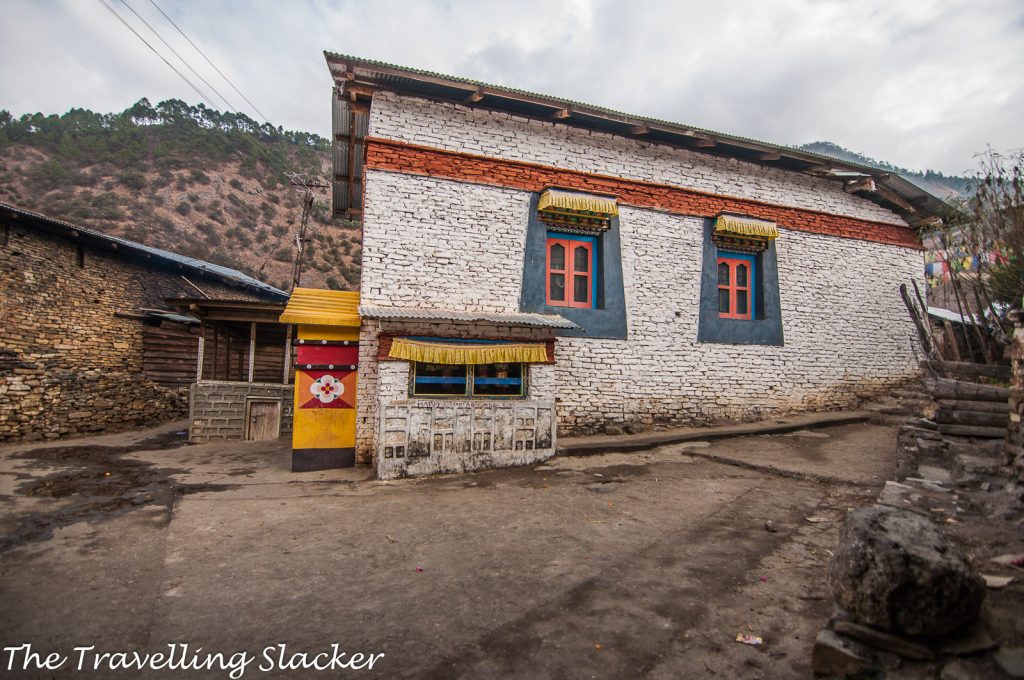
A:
310 374 344 404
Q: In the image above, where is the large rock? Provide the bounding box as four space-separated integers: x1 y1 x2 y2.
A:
828 505 985 637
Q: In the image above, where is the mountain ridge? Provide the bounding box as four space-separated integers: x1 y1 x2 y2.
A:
796 140 973 200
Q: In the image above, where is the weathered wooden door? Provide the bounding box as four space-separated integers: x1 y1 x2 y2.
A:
246 400 281 441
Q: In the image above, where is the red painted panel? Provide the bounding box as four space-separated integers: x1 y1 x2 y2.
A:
296 344 359 366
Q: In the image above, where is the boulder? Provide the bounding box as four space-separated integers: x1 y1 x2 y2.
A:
828 505 985 637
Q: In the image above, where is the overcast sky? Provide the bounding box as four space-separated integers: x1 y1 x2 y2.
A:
2 0 1021 176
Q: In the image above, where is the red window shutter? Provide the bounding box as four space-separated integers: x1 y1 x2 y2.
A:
717 256 752 320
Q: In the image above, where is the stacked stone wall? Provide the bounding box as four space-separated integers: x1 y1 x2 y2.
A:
0 223 267 442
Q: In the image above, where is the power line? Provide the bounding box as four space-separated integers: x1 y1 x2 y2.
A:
99 0 309 185
148 0 273 125
115 0 299 183
117 0 236 114
96 0 218 110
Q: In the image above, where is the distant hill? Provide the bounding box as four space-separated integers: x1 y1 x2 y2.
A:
0 99 360 292
0 99 970 295
797 141 974 200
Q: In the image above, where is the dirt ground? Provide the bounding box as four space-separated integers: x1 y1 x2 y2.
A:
1 421 899 678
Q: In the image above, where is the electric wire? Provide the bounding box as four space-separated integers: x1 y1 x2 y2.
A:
148 0 274 125
98 0 311 186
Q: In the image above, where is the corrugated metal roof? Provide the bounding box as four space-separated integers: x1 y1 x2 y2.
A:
324 52 949 222
359 304 578 329
1 202 287 299
280 288 361 326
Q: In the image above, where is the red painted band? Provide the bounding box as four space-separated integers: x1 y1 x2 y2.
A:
364 137 922 250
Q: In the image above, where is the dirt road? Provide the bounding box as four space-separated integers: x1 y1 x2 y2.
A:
0 421 895 679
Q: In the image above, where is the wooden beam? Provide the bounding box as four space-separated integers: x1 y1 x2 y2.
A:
875 185 916 213
692 138 716 148
629 124 650 135
248 322 256 383
282 325 293 385
756 152 781 161
548 108 571 120
845 177 877 193
911 215 943 229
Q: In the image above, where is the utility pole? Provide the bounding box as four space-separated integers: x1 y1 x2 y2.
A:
289 174 330 292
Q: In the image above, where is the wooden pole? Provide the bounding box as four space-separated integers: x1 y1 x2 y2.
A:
248 322 256 383
197 322 206 381
282 325 293 385
212 325 220 381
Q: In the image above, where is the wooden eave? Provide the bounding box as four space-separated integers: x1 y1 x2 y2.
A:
324 52 950 225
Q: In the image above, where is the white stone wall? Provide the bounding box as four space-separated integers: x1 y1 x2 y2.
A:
360 171 530 311
360 171 925 437
554 205 923 433
369 91 908 227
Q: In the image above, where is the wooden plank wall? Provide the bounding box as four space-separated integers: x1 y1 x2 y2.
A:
144 322 288 387
142 321 200 387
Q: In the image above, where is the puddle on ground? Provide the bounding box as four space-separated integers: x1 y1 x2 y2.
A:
2 431 235 552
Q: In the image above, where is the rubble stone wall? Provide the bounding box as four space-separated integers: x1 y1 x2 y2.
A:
0 224 262 442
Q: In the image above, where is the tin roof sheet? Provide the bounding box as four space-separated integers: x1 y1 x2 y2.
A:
280 288 361 326
324 52 949 222
359 305 578 329
1 202 287 299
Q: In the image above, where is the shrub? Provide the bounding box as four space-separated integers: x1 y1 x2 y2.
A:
229 178 244 190
272 246 293 263
175 202 191 216
119 171 147 191
189 168 211 185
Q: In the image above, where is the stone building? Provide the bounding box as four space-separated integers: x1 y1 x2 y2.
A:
324 54 946 479
0 203 286 442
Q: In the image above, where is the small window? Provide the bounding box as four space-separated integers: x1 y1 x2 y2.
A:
546 233 595 308
717 254 755 320
411 362 526 398
411 363 469 397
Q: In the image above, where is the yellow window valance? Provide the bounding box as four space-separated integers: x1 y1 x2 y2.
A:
538 189 619 216
713 214 779 240
538 189 618 232
389 338 549 365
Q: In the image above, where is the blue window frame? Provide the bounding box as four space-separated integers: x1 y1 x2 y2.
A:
411 361 526 399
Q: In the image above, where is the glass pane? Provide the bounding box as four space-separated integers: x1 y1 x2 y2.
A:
737 291 748 315
574 275 589 303
718 262 730 286
549 243 565 270
736 263 747 287
550 273 565 301
473 363 524 397
413 363 467 396
574 245 589 273
718 289 730 313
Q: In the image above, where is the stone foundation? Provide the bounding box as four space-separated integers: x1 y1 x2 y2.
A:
188 381 294 443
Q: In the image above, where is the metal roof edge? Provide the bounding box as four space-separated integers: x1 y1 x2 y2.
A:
1 202 288 299
324 51 949 222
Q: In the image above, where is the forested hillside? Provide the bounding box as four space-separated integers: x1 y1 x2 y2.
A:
0 99 360 292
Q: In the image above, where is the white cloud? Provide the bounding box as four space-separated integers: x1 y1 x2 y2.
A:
0 0 1020 175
